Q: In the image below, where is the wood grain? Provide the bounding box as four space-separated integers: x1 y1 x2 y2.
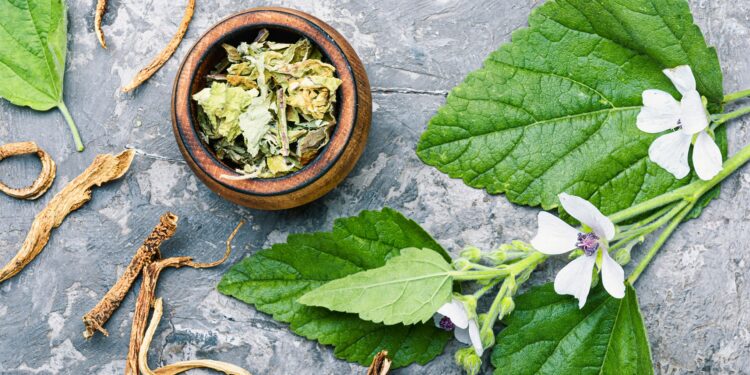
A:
171 7 372 210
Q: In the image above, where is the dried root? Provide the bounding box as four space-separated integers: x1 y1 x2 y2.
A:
125 221 244 375
0 141 56 200
121 0 195 93
95 0 107 48
82 212 179 339
0 149 135 284
139 298 252 375
367 350 392 375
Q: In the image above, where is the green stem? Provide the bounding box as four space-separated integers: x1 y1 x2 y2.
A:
610 140 750 224
613 203 676 239
610 201 687 250
713 105 750 127
723 89 750 104
627 201 696 284
473 278 502 299
57 101 84 152
451 269 508 281
480 278 511 338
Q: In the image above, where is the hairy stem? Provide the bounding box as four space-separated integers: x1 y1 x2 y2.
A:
723 88 750 104
714 105 750 127
610 201 688 250
58 101 84 152
627 202 696 284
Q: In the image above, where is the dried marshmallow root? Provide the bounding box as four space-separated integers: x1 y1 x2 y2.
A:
139 298 252 375
121 0 195 92
0 141 56 200
94 0 107 48
125 221 244 375
367 350 392 375
82 212 179 339
0 149 135 284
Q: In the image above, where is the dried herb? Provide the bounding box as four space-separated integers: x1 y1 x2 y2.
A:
82 212 179 339
367 351 392 375
94 0 107 48
139 298 252 375
121 0 195 92
193 29 342 179
125 221 243 375
0 149 134 283
0 142 56 200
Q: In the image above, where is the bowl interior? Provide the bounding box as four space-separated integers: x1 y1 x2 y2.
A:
188 24 342 179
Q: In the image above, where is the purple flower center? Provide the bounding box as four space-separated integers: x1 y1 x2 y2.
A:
439 316 455 331
576 232 600 256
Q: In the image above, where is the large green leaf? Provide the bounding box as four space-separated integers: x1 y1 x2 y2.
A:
492 282 653 375
299 247 453 325
417 0 724 217
218 209 452 368
0 0 83 150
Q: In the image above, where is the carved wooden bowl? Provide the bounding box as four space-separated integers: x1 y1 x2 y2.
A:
172 7 371 210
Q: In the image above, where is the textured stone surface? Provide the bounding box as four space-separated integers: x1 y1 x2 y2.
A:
1 0 749 374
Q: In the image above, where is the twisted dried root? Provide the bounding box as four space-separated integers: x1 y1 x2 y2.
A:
0 141 56 200
124 221 244 375
82 212 179 339
0 149 134 284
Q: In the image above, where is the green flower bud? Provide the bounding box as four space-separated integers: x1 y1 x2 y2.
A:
459 246 483 262
480 327 495 349
455 347 482 375
499 296 515 319
510 240 533 252
614 247 631 266
452 257 473 271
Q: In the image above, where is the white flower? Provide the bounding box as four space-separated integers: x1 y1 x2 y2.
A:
433 299 484 355
530 193 625 308
637 65 722 181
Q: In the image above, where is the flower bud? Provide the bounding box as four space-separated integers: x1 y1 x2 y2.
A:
499 296 515 319
510 240 533 252
455 347 482 375
614 247 631 266
452 257 473 271
459 246 483 262
480 327 495 349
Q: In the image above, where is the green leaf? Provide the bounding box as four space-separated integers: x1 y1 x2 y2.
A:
491 282 653 375
417 0 724 218
218 208 452 368
0 0 83 151
299 247 453 325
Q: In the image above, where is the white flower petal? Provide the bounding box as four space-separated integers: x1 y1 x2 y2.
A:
600 249 625 299
530 212 580 255
454 326 470 345
558 193 615 240
648 131 693 180
468 320 484 356
433 314 444 328
663 65 696 96
679 91 709 134
554 254 596 309
693 131 722 181
638 90 681 133
436 299 468 329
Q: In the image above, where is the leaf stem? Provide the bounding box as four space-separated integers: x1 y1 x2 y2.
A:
723 88 750 104
58 101 84 152
627 201 696 284
610 201 687 250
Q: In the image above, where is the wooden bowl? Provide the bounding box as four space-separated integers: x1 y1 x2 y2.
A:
172 7 371 210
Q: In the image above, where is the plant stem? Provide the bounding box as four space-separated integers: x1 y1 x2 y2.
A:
627 201 696 284
480 277 511 338
610 140 750 224
613 203 676 238
713 105 750 127
58 101 84 152
723 89 750 104
451 269 508 281
610 201 687 250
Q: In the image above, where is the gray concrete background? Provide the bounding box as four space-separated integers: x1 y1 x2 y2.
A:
1 0 749 374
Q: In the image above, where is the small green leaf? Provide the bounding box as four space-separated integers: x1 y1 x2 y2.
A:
218 208 452 368
417 0 723 219
299 247 453 325
492 282 653 375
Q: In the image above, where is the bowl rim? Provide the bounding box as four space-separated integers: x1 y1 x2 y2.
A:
172 7 361 197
